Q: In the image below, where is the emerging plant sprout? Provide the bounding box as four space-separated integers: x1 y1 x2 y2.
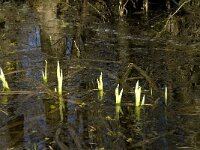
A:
42 60 48 83
0 67 10 90
165 86 167 105
57 61 63 95
115 105 124 120
115 84 123 105
116 105 120 120
135 106 141 121
97 72 103 91
141 95 145 106
135 80 141 107
98 90 104 101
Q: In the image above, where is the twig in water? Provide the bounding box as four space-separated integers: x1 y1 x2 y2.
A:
157 0 191 37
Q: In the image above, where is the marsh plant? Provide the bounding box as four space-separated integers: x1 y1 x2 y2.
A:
97 72 103 91
42 60 48 83
135 81 146 106
57 61 63 96
141 95 145 106
135 80 141 107
116 105 120 120
115 84 123 105
116 105 123 120
165 86 168 105
98 90 104 101
135 106 141 121
0 67 10 91
97 72 104 100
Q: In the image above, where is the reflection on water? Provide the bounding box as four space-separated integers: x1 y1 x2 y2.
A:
22 97 48 149
59 96 64 122
0 0 200 149
36 0 66 58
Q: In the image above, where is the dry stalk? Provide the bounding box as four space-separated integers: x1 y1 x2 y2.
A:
157 0 191 37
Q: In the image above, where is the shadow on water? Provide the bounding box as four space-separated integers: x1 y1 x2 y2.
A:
0 0 200 149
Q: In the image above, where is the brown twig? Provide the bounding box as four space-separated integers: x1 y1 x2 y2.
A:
88 2 107 21
0 109 8 115
122 63 158 92
156 0 191 37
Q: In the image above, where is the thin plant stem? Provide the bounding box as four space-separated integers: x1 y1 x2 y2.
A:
141 95 145 106
42 60 48 83
97 72 103 91
135 80 141 107
165 86 168 105
0 68 10 91
57 61 63 96
115 84 123 105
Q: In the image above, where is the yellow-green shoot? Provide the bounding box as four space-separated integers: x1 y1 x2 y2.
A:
98 90 104 101
135 80 141 107
135 106 141 121
0 68 10 91
42 60 48 83
97 72 103 91
165 86 167 105
116 105 123 120
150 87 153 96
115 84 123 105
57 61 63 96
141 95 145 106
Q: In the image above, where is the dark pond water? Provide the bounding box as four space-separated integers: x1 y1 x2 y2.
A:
0 1 200 149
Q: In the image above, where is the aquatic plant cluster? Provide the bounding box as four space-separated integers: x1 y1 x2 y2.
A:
42 60 63 96
95 71 169 121
0 62 168 109
96 72 168 108
0 61 168 124
96 72 145 107
1 60 169 125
